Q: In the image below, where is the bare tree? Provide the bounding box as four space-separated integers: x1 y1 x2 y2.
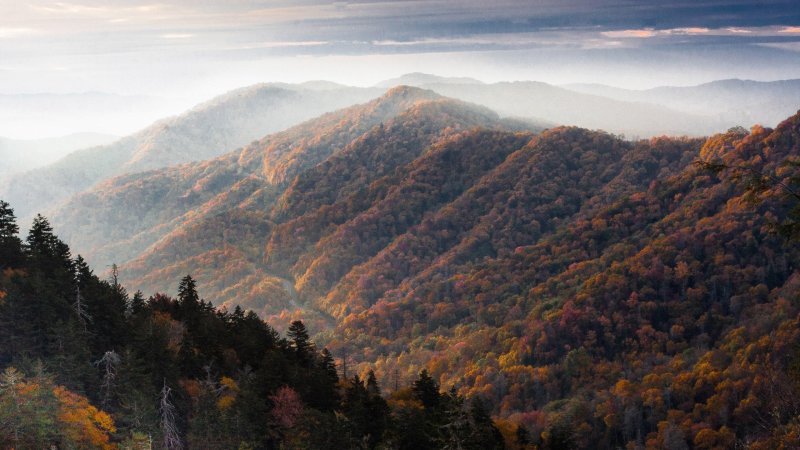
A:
94 351 120 409
73 284 91 331
160 381 182 450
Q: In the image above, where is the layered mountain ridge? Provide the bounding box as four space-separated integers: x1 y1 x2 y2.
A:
6 79 800 447
54 88 544 314
1 83 381 222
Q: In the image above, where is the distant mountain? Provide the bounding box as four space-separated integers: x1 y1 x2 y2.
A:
374 74 723 136
411 80 723 137
0 132 117 180
564 78 800 128
0 83 382 222
376 72 484 88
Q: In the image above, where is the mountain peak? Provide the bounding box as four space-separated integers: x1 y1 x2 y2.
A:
376 73 483 88
382 84 440 100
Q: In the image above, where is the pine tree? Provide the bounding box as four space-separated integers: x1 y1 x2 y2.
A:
311 348 340 410
412 369 441 409
129 290 146 316
177 275 200 330
0 200 23 268
0 201 18 239
466 396 504 450
177 275 199 307
365 370 389 448
25 214 53 255
287 320 312 364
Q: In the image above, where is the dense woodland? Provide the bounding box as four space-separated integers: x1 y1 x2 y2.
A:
3 85 800 449
0 204 511 449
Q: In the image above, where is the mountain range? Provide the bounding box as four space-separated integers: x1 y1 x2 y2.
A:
3 78 800 447
565 78 800 130
8 75 798 228
0 83 382 222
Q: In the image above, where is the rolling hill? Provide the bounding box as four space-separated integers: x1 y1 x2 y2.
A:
0 83 381 223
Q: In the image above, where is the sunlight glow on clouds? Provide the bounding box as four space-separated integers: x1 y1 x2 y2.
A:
0 1 798 102
601 29 658 38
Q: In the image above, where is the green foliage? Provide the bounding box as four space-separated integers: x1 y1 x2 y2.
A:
0 206 514 448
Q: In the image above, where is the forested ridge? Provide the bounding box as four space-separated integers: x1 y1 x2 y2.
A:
0 204 512 449
4 84 800 449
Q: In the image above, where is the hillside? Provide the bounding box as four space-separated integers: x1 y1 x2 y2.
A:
324 114 800 448
0 83 381 222
49 87 542 318
37 85 800 447
0 207 510 449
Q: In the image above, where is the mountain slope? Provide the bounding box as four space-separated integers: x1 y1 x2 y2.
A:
48 87 539 318
26 86 800 448
323 115 800 448
0 83 381 222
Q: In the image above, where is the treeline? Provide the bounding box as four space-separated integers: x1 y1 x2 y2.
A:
0 202 515 449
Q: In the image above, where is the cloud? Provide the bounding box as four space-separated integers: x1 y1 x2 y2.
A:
667 27 710 34
601 29 658 38
759 42 800 52
780 26 800 33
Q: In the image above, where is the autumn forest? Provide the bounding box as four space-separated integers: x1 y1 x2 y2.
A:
0 75 799 450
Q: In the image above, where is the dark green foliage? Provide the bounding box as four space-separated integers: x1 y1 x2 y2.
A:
287 319 312 364
0 206 511 448
0 200 23 268
412 369 441 409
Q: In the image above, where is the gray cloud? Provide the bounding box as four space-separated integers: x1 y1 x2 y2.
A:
0 1 798 101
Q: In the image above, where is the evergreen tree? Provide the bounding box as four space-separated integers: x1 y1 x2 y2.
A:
25 214 55 257
0 200 23 268
0 201 18 239
364 370 390 448
466 396 505 450
129 290 146 316
177 274 199 305
310 348 340 411
177 274 200 321
287 320 312 364
412 369 441 409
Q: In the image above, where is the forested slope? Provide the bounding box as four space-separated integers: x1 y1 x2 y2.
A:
26 85 800 448
1 83 380 222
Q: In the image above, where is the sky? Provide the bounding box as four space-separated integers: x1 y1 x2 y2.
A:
1 0 800 137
